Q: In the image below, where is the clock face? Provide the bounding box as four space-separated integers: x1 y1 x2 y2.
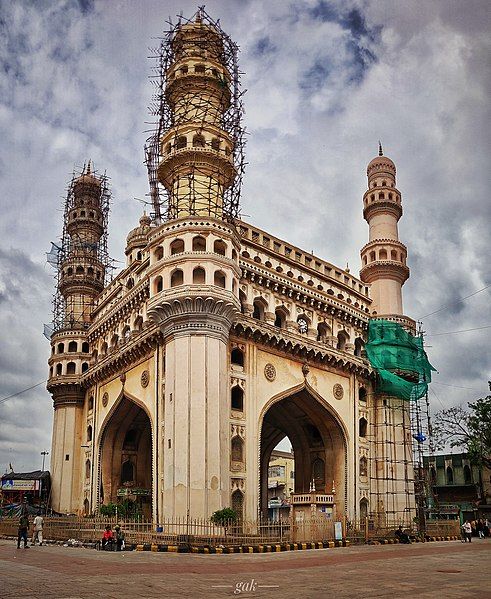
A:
298 318 308 334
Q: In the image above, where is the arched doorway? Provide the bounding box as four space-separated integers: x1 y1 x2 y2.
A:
259 385 346 518
99 395 152 519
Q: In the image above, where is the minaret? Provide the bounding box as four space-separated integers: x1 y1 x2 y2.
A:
47 163 108 513
157 14 235 219
360 145 409 317
147 13 242 519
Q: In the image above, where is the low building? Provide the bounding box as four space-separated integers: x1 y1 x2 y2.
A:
424 453 491 522
267 449 295 520
0 471 51 510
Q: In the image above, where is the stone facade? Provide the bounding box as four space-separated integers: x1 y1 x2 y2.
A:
47 15 416 524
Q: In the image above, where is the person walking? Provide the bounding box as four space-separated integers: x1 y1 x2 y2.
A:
476 519 484 539
462 520 472 543
32 512 44 546
17 513 30 549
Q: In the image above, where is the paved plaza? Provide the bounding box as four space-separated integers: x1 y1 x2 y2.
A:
0 538 489 598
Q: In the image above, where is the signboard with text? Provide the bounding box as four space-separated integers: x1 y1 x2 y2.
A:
1 479 39 491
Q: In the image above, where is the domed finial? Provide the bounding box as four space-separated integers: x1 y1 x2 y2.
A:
378 141 383 156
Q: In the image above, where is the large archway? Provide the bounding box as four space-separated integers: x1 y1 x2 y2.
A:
259 385 347 518
98 395 152 519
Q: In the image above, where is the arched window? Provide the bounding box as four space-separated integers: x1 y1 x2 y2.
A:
231 386 244 411
354 337 364 357
87 267 94 277
101 341 108 355
369 251 376 262
360 498 369 519
379 192 385 199
274 308 287 329
312 457 325 489
170 239 184 255
359 387 367 403
214 239 226 255
81 362 89 373
66 362 76 375
430 467 437 484
121 460 135 485
337 330 349 351
56 363 62 375
155 246 164 260
211 138 220 151
87 425 92 442
192 134 205 147
88 396 94 411
192 236 206 252
76 266 84 274
446 466 454 484
176 136 187 149
379 249 387 260
231 348 244 367
194 64 205 74
84 498 90 515
67 267 73 276
463 465 472 484
214 270 226 288
85 459 91 479
133 315 143 332
252 298 266 320
155 276 163 293
82 342 89 353
126 277 134 289
57 343 64 354
122 325 131 340
171 269 183 287
232 249 237 261
193 267 206 284
239 289 247 315
317 321 330 342
110 334 119 350
231 490 244 521
391 249 397 260
68 341 77 352
231 436 244 462
359 417 368 438
360 456 368 477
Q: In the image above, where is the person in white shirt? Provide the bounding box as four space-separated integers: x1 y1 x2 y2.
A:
462 520 472 543
32 513 44 546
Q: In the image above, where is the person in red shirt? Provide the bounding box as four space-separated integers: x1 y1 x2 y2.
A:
101 525 114 550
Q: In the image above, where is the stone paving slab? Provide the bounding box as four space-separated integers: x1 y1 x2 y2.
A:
0 538 489 598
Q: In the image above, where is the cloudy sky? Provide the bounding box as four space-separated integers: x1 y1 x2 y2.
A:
0 0 489 474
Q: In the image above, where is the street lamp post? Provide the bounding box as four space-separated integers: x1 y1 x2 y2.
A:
41 451 49 472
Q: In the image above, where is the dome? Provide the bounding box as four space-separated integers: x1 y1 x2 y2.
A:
74 161 101 187
367 143 396 176
126 213 152 249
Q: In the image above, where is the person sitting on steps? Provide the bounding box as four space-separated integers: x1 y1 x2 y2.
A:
101 525 114 550
395 525 411 544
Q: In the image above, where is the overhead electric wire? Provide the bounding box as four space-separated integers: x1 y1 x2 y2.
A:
0 380 47 405
426 324 491 337
419 283 491 320
432 381 484 392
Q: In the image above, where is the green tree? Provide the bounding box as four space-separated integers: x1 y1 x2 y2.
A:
210 507 237 526
432 385 491 469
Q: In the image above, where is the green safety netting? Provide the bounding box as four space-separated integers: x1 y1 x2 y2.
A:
365 319 436 401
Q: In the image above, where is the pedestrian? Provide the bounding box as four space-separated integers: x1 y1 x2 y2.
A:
32 511 44 546
17 513 30 549
395 525 411 544
101 525 114 550
114 524 125 551
484 519 490 537
462 520 472 543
